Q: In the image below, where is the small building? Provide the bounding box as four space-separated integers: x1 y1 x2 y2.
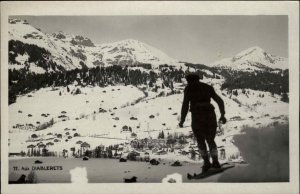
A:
149 115 155 119
131 132 137 138
139 151 150 161
46 142 54 146
127 150 140 161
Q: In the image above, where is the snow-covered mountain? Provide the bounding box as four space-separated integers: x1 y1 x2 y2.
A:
209 46 288 71
96 39 178 67
8 18 179 73
9 18 288 75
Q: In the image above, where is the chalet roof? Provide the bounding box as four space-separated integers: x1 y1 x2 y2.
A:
46 142 54 145
27 144 35 148
81 142 90 148
39 144 46 147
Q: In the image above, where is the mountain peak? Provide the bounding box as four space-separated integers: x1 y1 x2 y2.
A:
122 39 141 43
210 46 288 71
111 39 144 47
245 46 264 52
98 39 179 67
232 46 267 62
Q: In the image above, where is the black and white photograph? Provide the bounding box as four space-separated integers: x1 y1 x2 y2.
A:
1 1 299 194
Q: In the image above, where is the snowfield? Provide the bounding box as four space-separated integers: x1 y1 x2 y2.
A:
9 85 145 152
9 78 288 164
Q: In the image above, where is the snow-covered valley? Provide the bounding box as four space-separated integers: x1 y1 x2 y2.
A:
9 76 288 163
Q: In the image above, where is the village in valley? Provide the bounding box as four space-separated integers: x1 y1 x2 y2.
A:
16 126 231 164
8 80 249 166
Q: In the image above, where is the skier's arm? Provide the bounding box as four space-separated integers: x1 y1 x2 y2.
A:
211 87 225 116
180 88 189 125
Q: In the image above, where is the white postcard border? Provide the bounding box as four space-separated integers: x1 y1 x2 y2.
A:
1 1 299 194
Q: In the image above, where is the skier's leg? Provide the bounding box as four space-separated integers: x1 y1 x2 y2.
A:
192 113 211 172
206 128 221 168
203 110 221 168
210 148 221 168
197 134 211 172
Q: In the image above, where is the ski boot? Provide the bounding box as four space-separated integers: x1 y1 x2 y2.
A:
202 160 212 173
211 149 221 169
200 150 211 173
212 160 221 168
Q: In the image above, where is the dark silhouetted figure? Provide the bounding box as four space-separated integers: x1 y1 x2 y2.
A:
179 73 227 172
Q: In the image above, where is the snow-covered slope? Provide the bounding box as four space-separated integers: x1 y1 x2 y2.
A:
9 18 180 73
95 39 179 67
210 46 288 71
9 80 288 156
9 19 81 72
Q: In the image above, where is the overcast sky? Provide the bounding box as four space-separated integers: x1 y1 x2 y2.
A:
17 16 288 64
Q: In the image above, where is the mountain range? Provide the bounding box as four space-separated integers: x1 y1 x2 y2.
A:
9 18 288 73
9 18 179 73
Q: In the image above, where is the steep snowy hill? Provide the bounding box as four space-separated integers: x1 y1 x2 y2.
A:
8 18 180 73
9 19 82 72
209 46 288 71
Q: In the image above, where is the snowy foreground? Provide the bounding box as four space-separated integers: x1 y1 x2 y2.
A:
9 124 288 183
9 157 247 183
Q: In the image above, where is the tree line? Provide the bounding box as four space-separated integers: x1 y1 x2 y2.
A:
9 58 289 104
9 65 187 104
220 69 289 97
185 62 289 100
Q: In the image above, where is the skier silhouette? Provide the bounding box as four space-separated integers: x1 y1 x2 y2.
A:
179 73 227 172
